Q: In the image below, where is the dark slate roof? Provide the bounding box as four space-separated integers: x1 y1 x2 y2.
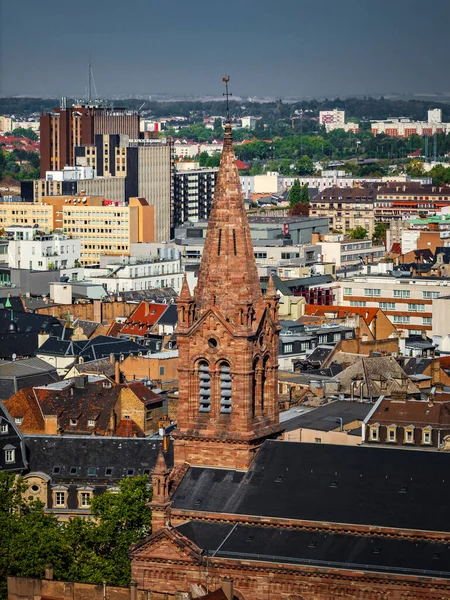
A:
25 435 173 483
176 521 450 579
38 335 148 362
305 345 335 365
398 357 431 376
282 401 371 433
0 310 62 336
115 289 177 303
157 304 178 326
0 357 59 400
0 401 28 472
171 440 450 533
0 310 64 360
0 296 25 312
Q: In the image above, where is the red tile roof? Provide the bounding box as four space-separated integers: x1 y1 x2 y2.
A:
121 302 168 336
236 159 249 170
115 418 145 438
303 304 380 324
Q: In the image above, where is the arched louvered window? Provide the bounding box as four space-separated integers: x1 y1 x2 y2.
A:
252 358 259 418
262 355 269 413
199 361 211 413
219 362 232 414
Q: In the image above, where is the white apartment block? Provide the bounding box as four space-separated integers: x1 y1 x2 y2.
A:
241 116 258 129
6 228 81 271
319 109 346 126
83 256 183 294
340 275 450 334
318 239 385 268
371 117 450 137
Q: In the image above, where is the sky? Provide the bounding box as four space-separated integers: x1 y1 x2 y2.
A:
1 0 450 99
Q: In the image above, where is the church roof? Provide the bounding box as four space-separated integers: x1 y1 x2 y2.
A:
176 521 450 578
194 122 262 315
171 440 450 534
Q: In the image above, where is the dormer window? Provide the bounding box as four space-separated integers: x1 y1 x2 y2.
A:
422 427 432 445
404 426 415 444
70 419 77 427
88 420 95 427
0 423 8 434
5 448 15 463
387 425 397 443
369 424 380 442
14 417 23 425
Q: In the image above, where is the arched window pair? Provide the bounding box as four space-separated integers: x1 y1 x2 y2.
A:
198 361 232 414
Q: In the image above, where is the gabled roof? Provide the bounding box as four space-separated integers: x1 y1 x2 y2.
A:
336 356 420 397
156 303 178 326
0 358 59 401
121 302 169 336
0 401 28 472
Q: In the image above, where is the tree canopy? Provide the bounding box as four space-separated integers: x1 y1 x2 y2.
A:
0 473 153 600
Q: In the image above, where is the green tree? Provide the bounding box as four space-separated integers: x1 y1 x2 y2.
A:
0 473 68 600
198 151 209 167
300 183 310 203
428 164 450 185
405 159 425 178
289 179 301 208
373 222 389 245
62 475 152 586
10 127 38 141
348 226 368 239
294 155 314 175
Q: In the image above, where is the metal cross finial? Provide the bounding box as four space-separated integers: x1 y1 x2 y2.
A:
222 75 232 121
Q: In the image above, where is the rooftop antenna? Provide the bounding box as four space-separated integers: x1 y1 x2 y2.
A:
222 75 232 122
88 56 92 104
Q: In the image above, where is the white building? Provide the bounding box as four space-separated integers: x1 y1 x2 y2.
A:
83 253 183 294
241 116 258 130
173 141 199 158
6 227 81 271
428 109 442 124
401 230 421 254
45 166 96 181
340 274 450 335
318 238 385 269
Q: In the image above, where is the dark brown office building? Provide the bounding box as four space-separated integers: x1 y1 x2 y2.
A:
40 105 139 177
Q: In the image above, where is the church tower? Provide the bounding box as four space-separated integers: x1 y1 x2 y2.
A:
174 110 283 470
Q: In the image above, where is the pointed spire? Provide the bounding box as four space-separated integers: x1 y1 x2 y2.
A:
194 104 262 317
178 274 192 302
154 444 169 475
266 274 278 299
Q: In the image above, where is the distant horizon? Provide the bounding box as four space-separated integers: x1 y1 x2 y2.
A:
1 0 450 100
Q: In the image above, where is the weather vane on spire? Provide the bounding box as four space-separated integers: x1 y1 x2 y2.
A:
222 75 232 121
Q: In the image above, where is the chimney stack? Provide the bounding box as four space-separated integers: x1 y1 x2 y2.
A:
221 578 234 600
115 359 121 384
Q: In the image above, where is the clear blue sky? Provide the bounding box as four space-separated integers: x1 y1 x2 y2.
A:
1 0 449 98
